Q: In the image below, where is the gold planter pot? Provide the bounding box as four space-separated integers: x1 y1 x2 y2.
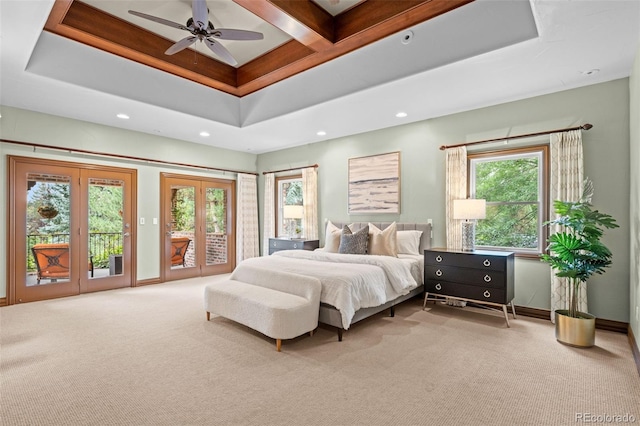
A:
555 309 596 348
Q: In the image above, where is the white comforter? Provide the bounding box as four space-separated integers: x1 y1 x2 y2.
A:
234 250 420 329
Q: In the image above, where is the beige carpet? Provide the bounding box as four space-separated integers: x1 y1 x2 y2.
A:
1 275 639 426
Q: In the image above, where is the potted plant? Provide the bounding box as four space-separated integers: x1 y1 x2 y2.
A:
540 179 619 347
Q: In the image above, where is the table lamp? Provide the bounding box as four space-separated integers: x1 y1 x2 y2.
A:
453 199 486 251
283 205 303 238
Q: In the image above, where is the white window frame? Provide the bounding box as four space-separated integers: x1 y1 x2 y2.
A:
468 145 549 257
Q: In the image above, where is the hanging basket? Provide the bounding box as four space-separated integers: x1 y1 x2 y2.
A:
38 205 59 219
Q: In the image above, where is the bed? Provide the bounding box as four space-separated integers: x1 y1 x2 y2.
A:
236 222 432 340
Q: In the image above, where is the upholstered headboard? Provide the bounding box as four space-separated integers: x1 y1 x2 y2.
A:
331 222 432 253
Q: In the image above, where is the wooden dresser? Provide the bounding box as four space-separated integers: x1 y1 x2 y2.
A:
423 248 516 326
268 238 319 255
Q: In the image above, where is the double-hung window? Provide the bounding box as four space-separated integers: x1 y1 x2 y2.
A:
468 145 549 256
275 175 303 237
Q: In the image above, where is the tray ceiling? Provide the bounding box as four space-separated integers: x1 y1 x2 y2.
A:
45 0 472 97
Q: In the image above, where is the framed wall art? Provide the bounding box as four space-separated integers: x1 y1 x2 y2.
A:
348 151 400 214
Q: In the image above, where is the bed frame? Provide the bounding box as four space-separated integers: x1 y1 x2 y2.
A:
319 222 432 341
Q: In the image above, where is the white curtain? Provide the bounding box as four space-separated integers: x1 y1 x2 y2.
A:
236 173 259 263
302 167 319 239
445 146 468 250
549 130 585 321
444 146 468 307
262 173 275 256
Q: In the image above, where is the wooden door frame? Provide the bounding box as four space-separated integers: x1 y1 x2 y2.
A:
160 173 236 282
79 167 137 293
6 156 137 305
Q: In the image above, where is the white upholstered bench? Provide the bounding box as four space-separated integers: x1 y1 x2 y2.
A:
204 265 321 351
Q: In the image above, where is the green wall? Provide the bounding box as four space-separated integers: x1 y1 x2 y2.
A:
0 107 258 292
0 78 633 324
258 79 631 322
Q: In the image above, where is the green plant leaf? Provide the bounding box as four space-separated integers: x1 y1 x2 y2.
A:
540 177 618 311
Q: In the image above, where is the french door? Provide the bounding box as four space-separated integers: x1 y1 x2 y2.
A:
8 156 136 304
161 173 235 281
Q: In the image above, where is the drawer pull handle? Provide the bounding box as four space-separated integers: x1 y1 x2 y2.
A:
435 269 443 277
483 259 491 267
435 255 443 263
484 275 492 282
272 242 276 246
435 283 442 291
293 244 298 249
483 290 491 298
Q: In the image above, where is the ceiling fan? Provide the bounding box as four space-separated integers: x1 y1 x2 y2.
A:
128 0 263 66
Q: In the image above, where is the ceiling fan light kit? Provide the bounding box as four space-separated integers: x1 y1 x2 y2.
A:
128 0 263 67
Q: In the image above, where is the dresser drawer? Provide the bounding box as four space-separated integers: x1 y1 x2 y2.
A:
424 250 506 272
425 280 507 304
425 265 504 289
268 238 319 254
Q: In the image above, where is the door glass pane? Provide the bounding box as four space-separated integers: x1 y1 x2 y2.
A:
206 187 227 266
26 174 71 287
171 185 195 269
88 178 124 278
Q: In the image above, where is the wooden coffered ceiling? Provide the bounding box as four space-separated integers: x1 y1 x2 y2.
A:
44 0 473 98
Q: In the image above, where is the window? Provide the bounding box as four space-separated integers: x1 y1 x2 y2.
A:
276 175 303 237
468 145 548 256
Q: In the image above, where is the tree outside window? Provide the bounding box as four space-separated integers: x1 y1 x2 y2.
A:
469 146 548 256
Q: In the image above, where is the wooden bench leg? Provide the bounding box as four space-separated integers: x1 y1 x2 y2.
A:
276 339 282 352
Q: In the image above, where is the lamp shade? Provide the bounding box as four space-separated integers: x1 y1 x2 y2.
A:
453 199 486 220
283 205 303 219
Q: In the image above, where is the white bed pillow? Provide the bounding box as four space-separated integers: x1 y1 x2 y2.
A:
396 230 423 255
324 220 346 253
367 222 398 257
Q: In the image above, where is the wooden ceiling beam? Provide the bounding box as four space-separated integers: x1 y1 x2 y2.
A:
45 1 238 92
233 0 334 51
336 0 432 41
42 0 475 97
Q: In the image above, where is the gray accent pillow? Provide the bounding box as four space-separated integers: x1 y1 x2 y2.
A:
339 225 369 254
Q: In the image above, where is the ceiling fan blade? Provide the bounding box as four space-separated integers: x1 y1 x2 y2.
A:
204 38 238 66
165 36 198 55
128 10 189 31
192 0 209 31
210 28 264 41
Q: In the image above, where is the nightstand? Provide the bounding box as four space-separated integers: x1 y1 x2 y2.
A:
268 238 320 255
423 248 516 326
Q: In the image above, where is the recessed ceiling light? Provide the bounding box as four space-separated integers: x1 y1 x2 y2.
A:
199 131 210 137
317 131 326 136
396 112 408 118
116 113 130 119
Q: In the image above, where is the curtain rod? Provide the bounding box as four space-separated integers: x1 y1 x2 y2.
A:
0 139 259 176
262 164 318 175
439 123 593 151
